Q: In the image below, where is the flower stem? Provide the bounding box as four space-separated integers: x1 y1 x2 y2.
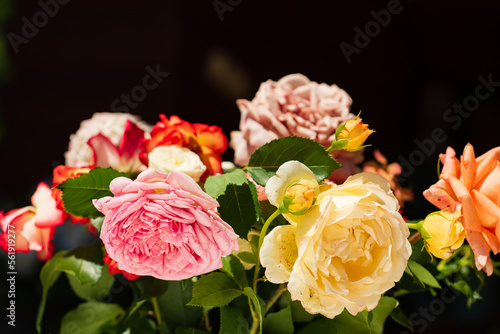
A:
253 209 281 292
266 284 287 312
406 223 420 230
151 297 163 329
408 232 422 245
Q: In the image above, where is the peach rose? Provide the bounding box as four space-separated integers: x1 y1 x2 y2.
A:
423 144 500 275
230 73 360 183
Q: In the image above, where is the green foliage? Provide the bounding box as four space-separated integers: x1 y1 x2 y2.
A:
189 272 243 307
220 306 249 334
60 301 123 334
204 169 248 198
37 251 68 334
221 255 249 289
217 183 261 239
263 303 294 334
158 280 203 329
56 167 128 218
132 276 170 301
406 260 441 289
66 268 114 301
247 136 341 186
390 307 413 331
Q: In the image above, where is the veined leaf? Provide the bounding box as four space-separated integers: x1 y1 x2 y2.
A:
188 272 242 307
407 260 441 289
217 183 259 239
247 136 341 186
60 301 123 334
204 169 248 198
56 167 127 218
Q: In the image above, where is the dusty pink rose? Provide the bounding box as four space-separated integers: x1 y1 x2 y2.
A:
423 144 500 275
230 73 360 182
94 169 239 280
0 182 66 260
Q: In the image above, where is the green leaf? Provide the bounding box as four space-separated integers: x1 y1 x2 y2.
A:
407 260 441 289
67 267 115 301
217 183 259 239
290 300 316 323
175 326 210 334
188 272 242 307
90 216 105 233
369 296 399 334
333 309 371 334
204 169 248 198
221 255 249 289
132 276 169 301
236 251 258 266
158 279 203 329
220 306 249 334
57 242 105 285
263 303 294 334
243 287 265 334
37 250 68 334
56 167 128 218
60 301 123 334
390 307 413 331
296 318 337 334
117 308 156 334
246 136 342 186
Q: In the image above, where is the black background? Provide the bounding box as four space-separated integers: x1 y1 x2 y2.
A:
1 0 500 333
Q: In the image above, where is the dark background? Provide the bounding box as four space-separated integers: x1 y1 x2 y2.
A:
0 0 500 333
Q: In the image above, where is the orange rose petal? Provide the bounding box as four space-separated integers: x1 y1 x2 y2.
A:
476 146 500 164
442 175 471 203
460 143 476 190
466 229 493 275
460 193 482 232
476 165 500 205
439 147 459 179
481 228 500 254
471 190 500 228
423 181 457 211
474 149 498 187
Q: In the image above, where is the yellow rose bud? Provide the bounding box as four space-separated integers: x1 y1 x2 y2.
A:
421 210 465 260
327 113 374 153
283 183 316 214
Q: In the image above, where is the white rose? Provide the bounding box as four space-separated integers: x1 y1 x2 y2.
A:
260 163 411 318
148 145 207 182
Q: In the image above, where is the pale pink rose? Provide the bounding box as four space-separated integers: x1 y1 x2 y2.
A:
230 73 360 182
94 169 239 280
0 183 66 260
423 144 500 275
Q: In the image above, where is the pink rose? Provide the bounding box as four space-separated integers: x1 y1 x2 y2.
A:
0 182 66 260
230 73 359 182
94 169 239 280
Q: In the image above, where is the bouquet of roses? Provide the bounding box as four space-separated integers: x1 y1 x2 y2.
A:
1 74 499 334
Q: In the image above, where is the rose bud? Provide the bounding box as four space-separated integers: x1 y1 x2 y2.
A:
328 114 374 152
420 210 465 260
280 182 317 215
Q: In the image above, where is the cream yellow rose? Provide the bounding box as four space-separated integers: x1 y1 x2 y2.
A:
260 164 411 318
148 145 207 182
